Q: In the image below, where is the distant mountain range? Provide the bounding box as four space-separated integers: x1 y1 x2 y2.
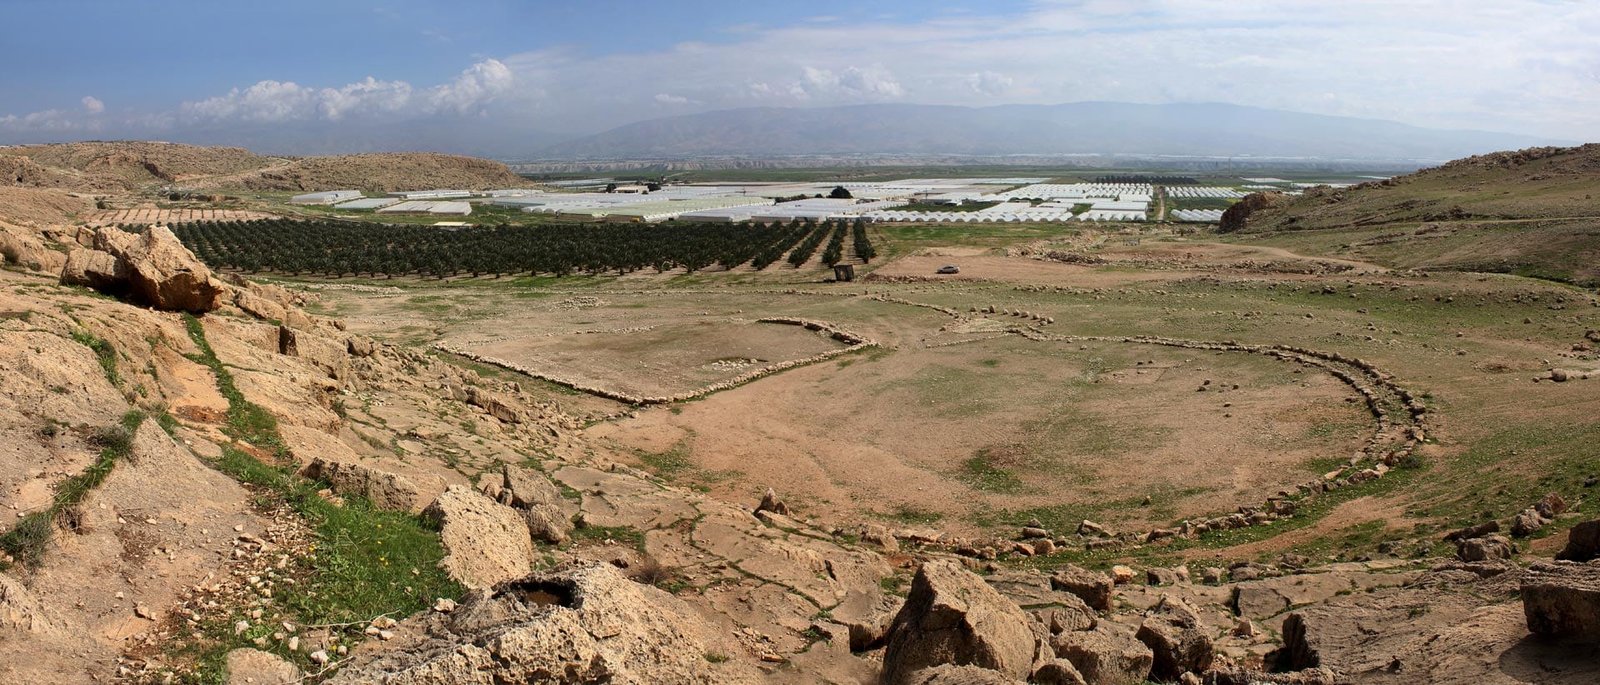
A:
535 102 1567 163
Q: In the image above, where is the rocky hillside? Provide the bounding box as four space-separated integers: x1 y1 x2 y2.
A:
1220 144 1600 285
2 141 277 190
194 152 529 193
2 142 528 194
3 168 1600 683
1232 144 1600 232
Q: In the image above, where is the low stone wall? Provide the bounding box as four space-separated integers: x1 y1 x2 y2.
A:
434 317 878 406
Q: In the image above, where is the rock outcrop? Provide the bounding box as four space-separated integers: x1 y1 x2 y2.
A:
1050 624 1154 685
480 464 573 545
883 560 1041 685
60 226 226 312
299 456 425 513
224 648 302 685
422 485 535 589
1051 566 1115 612
1522 561 1600 639
328 563 744 684
1557 520 1600 562
1134 597 1213 680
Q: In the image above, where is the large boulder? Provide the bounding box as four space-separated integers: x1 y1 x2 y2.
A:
423 485 535 589
1050 565 1115 612
329 563 740 684
60 226 226 312
1050 624 1153 685
882 560 1041 685
1521 561 1600 639
61 247 126 291
225 648 302 685
1134 597 1214 680
1557 520 1600 562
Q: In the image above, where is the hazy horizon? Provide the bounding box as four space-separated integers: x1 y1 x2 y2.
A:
4 1 1596 156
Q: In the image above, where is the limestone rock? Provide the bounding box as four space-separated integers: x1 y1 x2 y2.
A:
832 589 904 652
225 648 303 685
1557 520 1600 562
755 487 790 516
1511 508 1547 538
499 464 564 510
904 664 1027 684
1205 665 1337 685
1031 659 1088 685
1455 534 1515 562
1051 623 1154 685
882 560 1041 685
300 456 423 513
423 485 534 589
0 224 66 274
69 226 226 312
328 563 736 684
61 247 125 291
1522 561 1600 639
523 506 573 546
496 465 572 544
1135 597 1213 680
1050 565 1114 612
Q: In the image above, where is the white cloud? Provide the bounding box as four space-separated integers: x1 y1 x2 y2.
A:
425 59 513 115
176 59 511 125
654 93 691 105
81 96 105 114
966 71 1014 96
800 65 905 99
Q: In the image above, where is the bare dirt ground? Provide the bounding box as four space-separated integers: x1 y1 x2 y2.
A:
308 221 1600 565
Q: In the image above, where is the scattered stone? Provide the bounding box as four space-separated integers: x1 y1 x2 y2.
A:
1110 565 1136 585
1455 534 1515 562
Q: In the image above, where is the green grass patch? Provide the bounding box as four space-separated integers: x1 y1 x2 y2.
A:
1 410 144 570
960 448 1025 494
570 524 646 550
885 505 944 526
182 314 287 458
181 445 461 677
71 329 120 386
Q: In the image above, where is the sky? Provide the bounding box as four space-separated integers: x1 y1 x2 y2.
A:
2 0 1596 153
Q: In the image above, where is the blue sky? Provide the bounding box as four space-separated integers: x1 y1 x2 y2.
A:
3 0 1596 151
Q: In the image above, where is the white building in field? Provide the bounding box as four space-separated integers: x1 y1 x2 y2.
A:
333 197 400 210
377 200 473 216
388 189 472 200
289 190 363 205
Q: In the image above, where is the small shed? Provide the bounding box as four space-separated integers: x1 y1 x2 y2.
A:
832 264 855 282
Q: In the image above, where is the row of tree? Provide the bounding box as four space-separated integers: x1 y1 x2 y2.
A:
150 217 876 279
